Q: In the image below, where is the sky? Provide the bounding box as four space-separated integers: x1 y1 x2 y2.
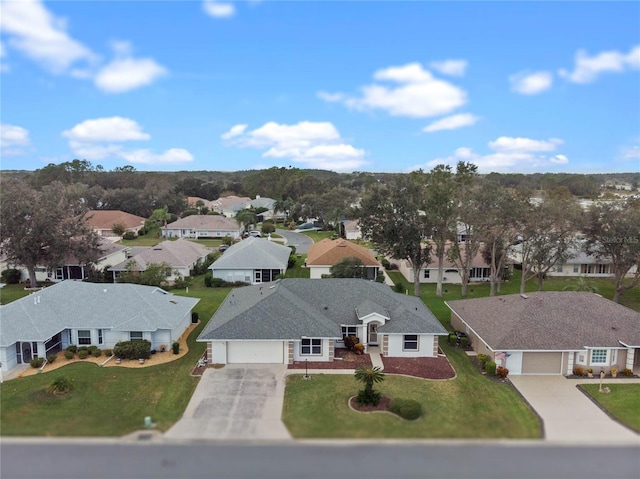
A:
1 1 639 174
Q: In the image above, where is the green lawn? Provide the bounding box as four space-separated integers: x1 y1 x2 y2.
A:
284 254 310 279
299 230 335 243
0 283 33 305
0 277 230 436
579 384 640 433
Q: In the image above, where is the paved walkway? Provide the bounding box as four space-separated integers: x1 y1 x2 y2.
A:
367 346 384 369
509 375 640 444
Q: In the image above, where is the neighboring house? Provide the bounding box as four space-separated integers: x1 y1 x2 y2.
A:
198 278 448 365
211 196 251 217
209 236 290 284
0 280 199 374
162 215 242 239
447 292 640 376
186 196 215 209
306 238 380 280
0 239 129 283
343 220 362 240
238 196 278 221
84 210 145 237
109 239 211 282
397 243 491 284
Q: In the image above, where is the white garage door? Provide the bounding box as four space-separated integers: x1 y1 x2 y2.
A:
226 341 284 364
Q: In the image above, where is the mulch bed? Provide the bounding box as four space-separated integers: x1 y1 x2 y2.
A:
381 355 456 380
349 396 391 413
288 348 373 370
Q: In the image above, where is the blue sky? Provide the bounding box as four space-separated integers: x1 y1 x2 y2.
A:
1 1 639 174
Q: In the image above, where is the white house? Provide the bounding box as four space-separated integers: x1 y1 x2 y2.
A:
198 278 448 365
306 238 380 280
0 281 199 375
162 215 242 239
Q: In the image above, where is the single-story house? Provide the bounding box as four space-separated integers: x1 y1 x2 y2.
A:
343 220 362 240
306 238 381 280
209 236 290 284
0 280 199 374
84 210 146 237
446 292 640 376
235 196 278 221
198 278 448 365
109 238 211 282
162 215 242 239
211 196 252 217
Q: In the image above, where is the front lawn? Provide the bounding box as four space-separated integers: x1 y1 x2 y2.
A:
299 230 335 243
579 384 640 433
285 254 310 279
0 279 230 436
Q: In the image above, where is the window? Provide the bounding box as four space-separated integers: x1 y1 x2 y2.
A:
98 329 103 345
576 352 586 365
611 349 617 365
590 349 607 364
555 264 563 273
403 335 418 351
573 265 579 273
341 326 357 339
301 338 322 355
77 330 91 345
130 331 143 341
423 269 430 279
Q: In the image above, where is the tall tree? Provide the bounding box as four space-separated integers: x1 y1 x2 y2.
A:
0 179 101 287
358 172 432 296
235 209 257 232
583 198 640 302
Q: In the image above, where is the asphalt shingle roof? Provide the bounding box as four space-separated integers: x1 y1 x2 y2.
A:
306 239 380 267
84 210 145 230
198 278 447 341
110 239 211 271
446 292 640 351
210 237 290 271
165 215 241 231
0 281 200 347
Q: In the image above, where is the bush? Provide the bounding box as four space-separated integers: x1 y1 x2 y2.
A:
380 258 391 270
459 336 469 349
389 398 423 420
66 345 78 353
477 354 488 368
92 348 102 358
485 361 497 376
103 349 113 357
343 336 359 351
172 274 191 290
88 345 98 353
122 231 136 240
211 277 225 288
1 268 22 284
356 389 381 406
77 350 89 359
172 341 180 354
393 282 405 293
78 346 89 353
448 333 457 346
64 350 74 360
48 376 74 395
113 340 152 360
622 368 634 377
204 271 213 287
191 311 199 323
353 343 365 355
47 354 57 364
261 221 276 234
572 367 585 376
30 357 45 368
496 366 509 378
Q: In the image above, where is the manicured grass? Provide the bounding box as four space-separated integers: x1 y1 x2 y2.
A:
0 277 231 436
579 384 640 433
0 283 32 305
299 230 335 243
284 254 310 279
117 236 164 247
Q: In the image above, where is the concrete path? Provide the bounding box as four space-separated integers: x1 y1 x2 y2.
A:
164 365 291 441
509 375 640 444
367 346 384 370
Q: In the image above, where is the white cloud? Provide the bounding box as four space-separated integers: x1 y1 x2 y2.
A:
221 124 248 140
621 142 640 160
321 62 467 118
0 123 31 156
94 41 167 93
222 121 367 171
423 113 479 133
429 60 468 76
63 117 150 142
316 91 346 103
203 0 236 18
509 71 553 95
559 45 640 83
120 148 194 165
0 0 97 73
63 117 192 165
414 136 568 173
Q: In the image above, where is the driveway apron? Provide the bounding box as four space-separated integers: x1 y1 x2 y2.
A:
164 365 291 441
509 375 640 444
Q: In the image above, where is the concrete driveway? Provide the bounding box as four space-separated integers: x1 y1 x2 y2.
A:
164 365 291 441
509 375 640 444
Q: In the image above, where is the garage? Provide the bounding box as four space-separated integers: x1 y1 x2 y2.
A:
521 352 563 374
226 341 285 364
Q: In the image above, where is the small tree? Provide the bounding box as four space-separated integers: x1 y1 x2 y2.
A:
330 257 367 278
111 223 127 236
354 366 385 406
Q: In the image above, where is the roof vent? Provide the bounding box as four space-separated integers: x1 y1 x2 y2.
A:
170 299 177 304
324 306 328 310
520 294 528 299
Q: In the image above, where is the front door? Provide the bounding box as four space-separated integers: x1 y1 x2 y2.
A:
21 343 33 363
368 323 378 345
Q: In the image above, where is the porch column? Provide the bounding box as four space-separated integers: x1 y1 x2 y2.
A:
626 348 635 371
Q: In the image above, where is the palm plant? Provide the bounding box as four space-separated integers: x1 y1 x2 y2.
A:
562 276 599 293
354 366 385 405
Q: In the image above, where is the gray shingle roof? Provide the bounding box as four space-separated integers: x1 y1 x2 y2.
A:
209 237 290 271
446 292 640 350
109 239 211 271
0 281 200 346
165 215 241 230
198 278 447 341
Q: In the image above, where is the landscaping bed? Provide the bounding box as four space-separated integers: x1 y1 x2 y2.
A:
288 348 372 369
381 355 455 380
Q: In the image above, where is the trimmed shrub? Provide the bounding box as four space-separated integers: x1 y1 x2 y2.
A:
389 398 423 420
496 366 509 378
448 333 457 346
64 350 74 360
78 346 89 353
30 357 45 368
572 367 585 376
204 271 213 288
485 361 497 376
353 343 365 355
356 389 381 406
380 258 391 270
48 376 74 395
459 336 470 349
122 231 136 240
92 348 102 358
191 311 199 323
103 349 113 357
343 336 360 351
114 340 152 360
66 345 78 354
172 341 180 354
393 282 405 294
47 354 57 364
88 345 98 353
622 368 634 377
211 277 225 288
1 268 22 284
77 350 89 359
477 354 488 368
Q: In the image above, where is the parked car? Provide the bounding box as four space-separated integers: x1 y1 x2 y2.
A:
218 244 229 252
249 231 261 238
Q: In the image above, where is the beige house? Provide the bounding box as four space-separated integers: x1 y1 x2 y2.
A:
447 292 640 375
306 238 380 280
84 210 145 237
162 215 242 239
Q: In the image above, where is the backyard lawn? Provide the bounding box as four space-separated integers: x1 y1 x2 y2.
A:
579 384 640 434
298 230 335 243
